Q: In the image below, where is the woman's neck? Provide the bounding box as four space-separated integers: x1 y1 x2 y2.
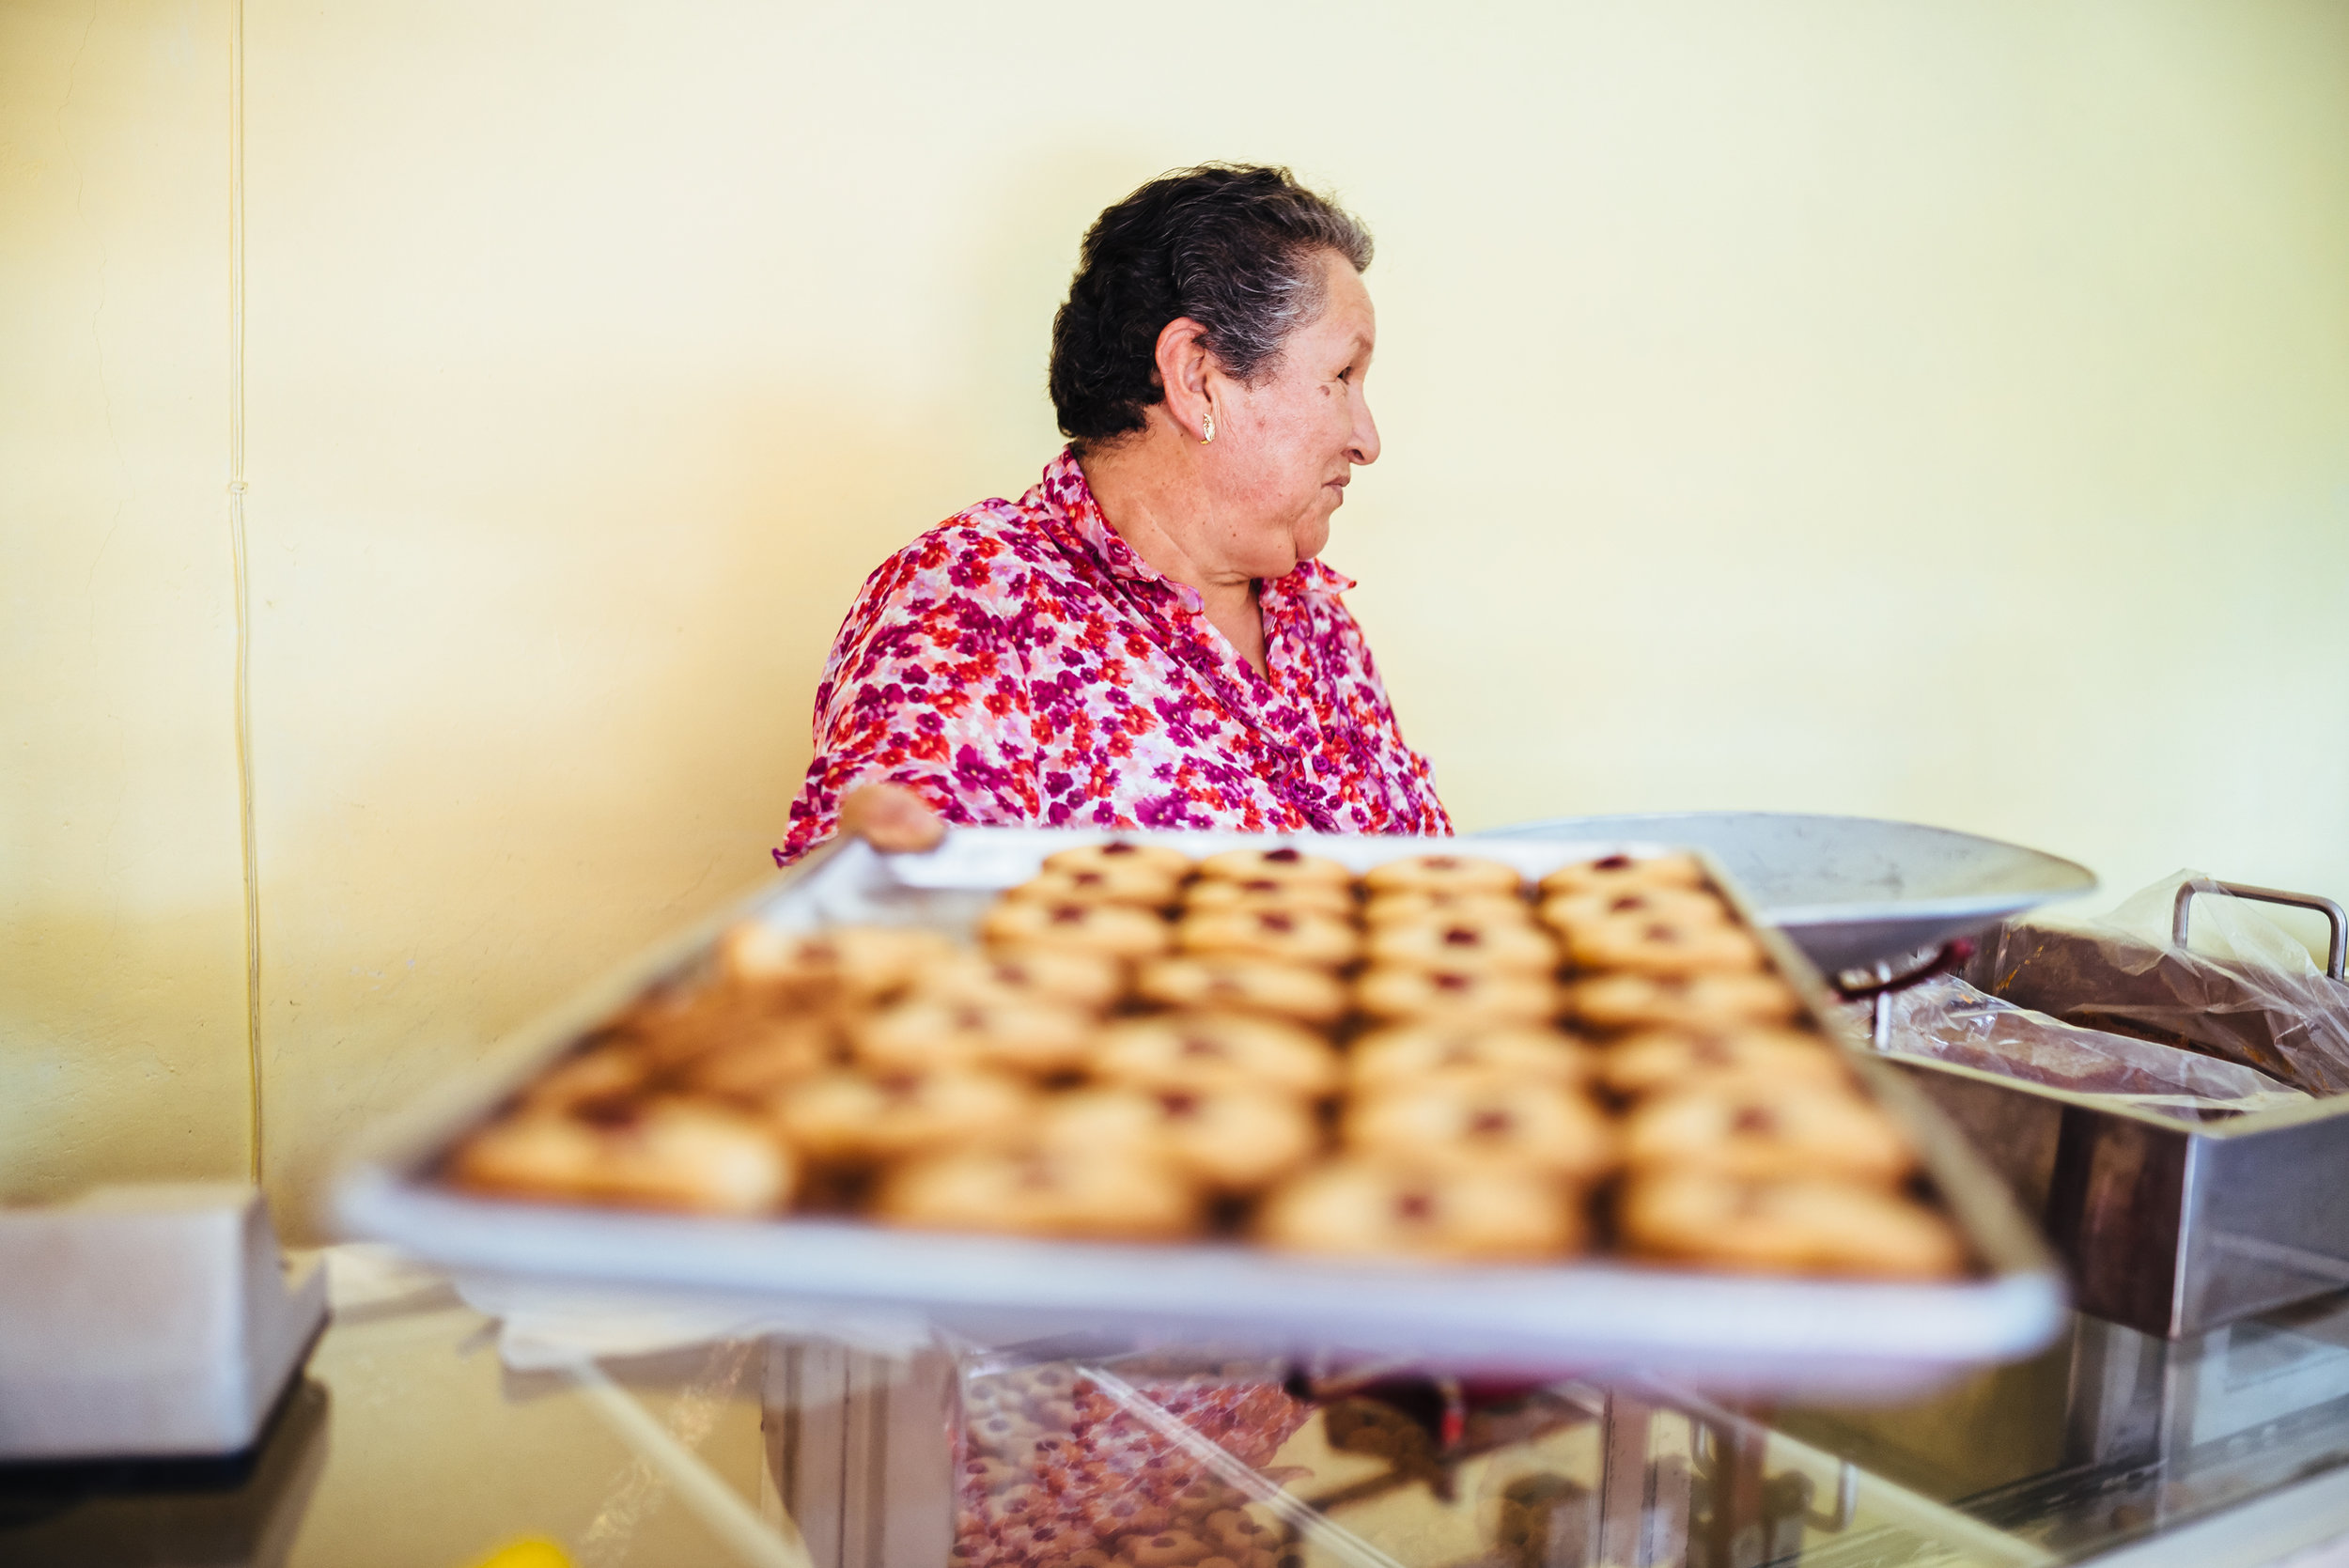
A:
1076 436 1269 677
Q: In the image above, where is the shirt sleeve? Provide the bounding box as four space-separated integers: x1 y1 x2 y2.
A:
775 531 1039 864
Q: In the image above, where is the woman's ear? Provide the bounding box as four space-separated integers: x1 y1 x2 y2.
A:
1153 316 1215 443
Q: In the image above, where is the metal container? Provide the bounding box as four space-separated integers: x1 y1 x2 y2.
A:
333 827 2065 1396
1483 812 2097 975
1881 883 2349 1339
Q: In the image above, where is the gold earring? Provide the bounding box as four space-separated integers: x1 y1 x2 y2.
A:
1202 411 1215 444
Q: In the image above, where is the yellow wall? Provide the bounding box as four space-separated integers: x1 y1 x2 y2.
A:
2 0 252 1199
8 2 2348 1229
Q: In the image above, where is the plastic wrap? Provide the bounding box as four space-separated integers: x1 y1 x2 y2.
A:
953 1353 1314 1568
1968 870 2349 1097
1875 972 2310 1121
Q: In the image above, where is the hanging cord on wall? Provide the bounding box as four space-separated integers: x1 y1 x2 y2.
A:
228 0 262 1186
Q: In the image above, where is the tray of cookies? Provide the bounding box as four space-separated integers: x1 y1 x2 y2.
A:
333 828 2065 1393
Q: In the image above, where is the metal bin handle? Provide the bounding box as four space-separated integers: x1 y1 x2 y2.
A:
2171 879 2347 982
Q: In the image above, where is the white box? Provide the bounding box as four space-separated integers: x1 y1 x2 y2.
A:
0 1184 328 1460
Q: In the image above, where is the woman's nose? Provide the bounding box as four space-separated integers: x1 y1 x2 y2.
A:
1351 395 1381 466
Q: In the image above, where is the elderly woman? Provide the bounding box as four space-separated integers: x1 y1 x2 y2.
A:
777 164 1449 862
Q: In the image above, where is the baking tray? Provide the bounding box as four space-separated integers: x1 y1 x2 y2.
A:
1483 812 2097 975
332 827 2066 1396
1881 885 2349 1339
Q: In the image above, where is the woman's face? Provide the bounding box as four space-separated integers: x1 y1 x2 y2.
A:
1205 250 1380 579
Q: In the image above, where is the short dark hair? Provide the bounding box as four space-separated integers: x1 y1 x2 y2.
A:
1049 163 1374 446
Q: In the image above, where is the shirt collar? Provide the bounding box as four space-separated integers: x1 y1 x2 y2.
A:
1036 446 1357 605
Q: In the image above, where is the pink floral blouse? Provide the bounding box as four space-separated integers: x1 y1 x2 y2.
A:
776 449 1450 864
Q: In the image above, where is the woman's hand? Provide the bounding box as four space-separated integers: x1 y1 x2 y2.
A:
838 781 946 854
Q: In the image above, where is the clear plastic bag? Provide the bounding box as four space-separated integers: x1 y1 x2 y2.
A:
1875 971 2310 1120
1967 869 2349 1097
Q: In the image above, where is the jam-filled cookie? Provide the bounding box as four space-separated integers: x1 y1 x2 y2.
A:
1361 889 1536 930
776 1068 1032 1165
1134 955 1349 1026
676 1015 843 1101
720 923 956 1003
451 1097 795 1216
1540 885 1732 937
1354 964 1558 1024
983 898 1174 962
520 1039 656 1111
1089 1012 1343 1099
857 998 1095 1077
1563 914 1767 977
1040 1086 1320 1192
1184 876 1358 920
1006 863 1181 908
913 948 1126 1015
1566 970 1804 1031
1365 917 1558 975
1196 846 1353 890
1178 907 1361 970
1597 1026 1851 1099
1619 1172 1966 1280
1347 1021 1595 1094
1345 1082 1617 1182
1041 838 1196 891
1255 1160 1586 1262
1361 854 1525 897
875 1146 1200 1241
1622 1084 1915 1184
1538 851 1709 897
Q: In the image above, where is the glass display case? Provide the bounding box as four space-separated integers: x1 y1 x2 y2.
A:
8 1250 2349 1568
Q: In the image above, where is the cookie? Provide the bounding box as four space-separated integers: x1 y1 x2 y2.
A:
1361 854 1524 897
1089 1012 1343 1099
1178 908 1361 970
520 1040 656 1111
676 1015 843 1101
1537 852 1709 899
1040 1086 1321 1192
1540 886 1732 937
984 898 1174 962
1185 876 1357 920
1365 917 1558 975
1344 1082 1616 1182
776 1068 1033 1165
1042 838 1196 889
1361 890 1535 929
1597 1026 1851 1099
613 988 780 1070
876 1146 1200 1241
857 998 1096 1077
1619 1172 1967 1280
1354 964 1558 1024
1008 864 1182 908
1566 971 1805 1031
720 923 956 1003
1117 1532 1214 1568
1347 1022 1594 1094
914 948 1127 1014
1255 1159 1585 1262
451 1098 795 1216
1621 1084 1915 1184
1563 915 1767 977
1134 956 1349 1027
1196 846 1353 890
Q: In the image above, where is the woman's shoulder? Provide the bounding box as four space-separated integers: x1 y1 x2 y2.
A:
853 494 1073 610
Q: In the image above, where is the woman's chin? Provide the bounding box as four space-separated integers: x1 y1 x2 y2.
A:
1291 517 1333 564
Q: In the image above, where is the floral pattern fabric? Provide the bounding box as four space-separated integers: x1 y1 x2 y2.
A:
776 448 1450 864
